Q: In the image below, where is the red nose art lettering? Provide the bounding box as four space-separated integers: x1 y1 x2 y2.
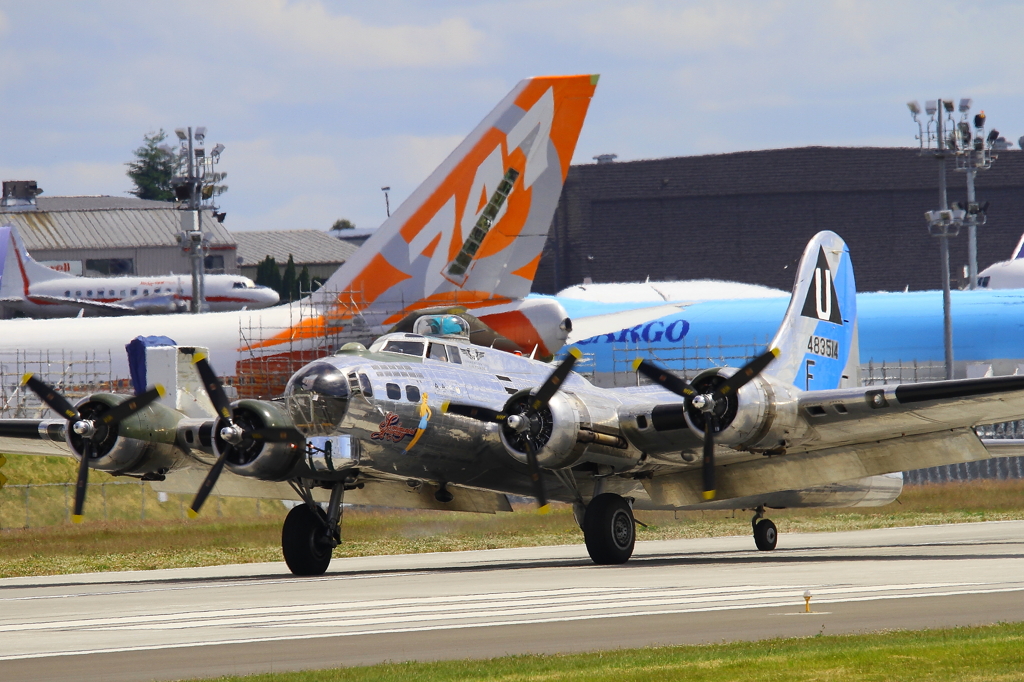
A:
370 412 417 443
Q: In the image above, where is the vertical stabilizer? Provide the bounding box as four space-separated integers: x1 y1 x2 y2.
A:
0 222 71 303
312 75 599 328
767 231 859 390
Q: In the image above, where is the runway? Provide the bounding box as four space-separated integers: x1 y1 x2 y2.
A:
3 520 1024 681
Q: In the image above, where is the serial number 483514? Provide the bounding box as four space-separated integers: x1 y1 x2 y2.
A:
807 335 839 360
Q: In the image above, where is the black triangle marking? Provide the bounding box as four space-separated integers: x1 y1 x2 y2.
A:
800 247 843 324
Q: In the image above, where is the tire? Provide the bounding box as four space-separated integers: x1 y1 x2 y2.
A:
583 493 635 564
753 518 778 551
282 504 335 576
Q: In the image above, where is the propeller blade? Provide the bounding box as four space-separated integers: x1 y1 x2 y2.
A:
99 385 166 427
521 436 550 514
702 414 716 501
441 401 505 423
530 347 582 411
21 373 79 420
193 354 233 420
250 427 305 443
632 359 696 400
189 451 229 518
714 348 780 399
72 439 91 523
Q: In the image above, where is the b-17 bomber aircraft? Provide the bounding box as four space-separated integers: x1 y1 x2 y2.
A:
3 231 1024 574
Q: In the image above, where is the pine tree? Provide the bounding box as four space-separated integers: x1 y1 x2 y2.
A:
126 130 176 201
281 254 297 302
255 256 281 294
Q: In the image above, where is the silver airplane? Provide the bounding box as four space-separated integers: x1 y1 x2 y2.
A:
3 230 1024 575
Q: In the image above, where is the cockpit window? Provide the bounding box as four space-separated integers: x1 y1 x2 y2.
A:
232 281 246 289
428 343 448 362
447 345 462 364
382 340 425 357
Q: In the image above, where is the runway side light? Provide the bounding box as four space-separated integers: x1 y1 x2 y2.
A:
804 590 812 613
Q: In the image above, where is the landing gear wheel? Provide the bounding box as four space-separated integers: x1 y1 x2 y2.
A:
753 518 778 551
583 493 635 564
282 504 336 576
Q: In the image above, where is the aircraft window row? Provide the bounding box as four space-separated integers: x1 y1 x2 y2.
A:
385 382 421 402
427 343 463 364
382 340 426 357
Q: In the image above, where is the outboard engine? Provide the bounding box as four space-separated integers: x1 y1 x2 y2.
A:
70 393 185 475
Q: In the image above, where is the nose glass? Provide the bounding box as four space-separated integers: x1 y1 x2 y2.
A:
284 363 350 436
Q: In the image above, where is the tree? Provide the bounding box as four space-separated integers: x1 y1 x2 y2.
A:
330 219 355 232
126 130 176 201
281 254 297 302
255 256 281 294
298 265 310 298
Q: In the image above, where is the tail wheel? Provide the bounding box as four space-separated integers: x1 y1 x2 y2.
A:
282 504 336 575
754 518 778 551
583 493 635 565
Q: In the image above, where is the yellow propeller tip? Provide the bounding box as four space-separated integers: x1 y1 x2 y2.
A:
187 508 200 519
702 490 716 501
537 504 551 515
771 347 781 357
155 384 167 397
71 514 84 524
631 358 643 371
192 352 208 364
568 347 582 360
20 373 33 386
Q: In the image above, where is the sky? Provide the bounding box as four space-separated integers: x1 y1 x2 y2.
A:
2 1 1024 234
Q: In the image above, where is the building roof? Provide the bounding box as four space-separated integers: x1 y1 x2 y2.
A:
232 230 358 266
0 195 235 250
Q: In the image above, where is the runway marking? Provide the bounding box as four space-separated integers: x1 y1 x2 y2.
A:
2 583 1023 662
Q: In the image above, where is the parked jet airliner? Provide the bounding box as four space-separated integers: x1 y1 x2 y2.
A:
0 224 279 316
0 74 599 376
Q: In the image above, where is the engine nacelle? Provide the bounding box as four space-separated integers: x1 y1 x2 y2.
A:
71 393 186 474
218 399 304 480
499 390 641 471
682 368 808 453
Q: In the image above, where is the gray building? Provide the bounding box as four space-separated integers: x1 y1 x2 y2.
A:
233 230 358 283
535 147 1024 294
0 183 238 276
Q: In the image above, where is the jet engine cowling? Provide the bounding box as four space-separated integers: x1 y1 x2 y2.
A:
218 399 304 480
70 393 185 475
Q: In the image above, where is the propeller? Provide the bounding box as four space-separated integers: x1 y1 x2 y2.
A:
188 354 303 518
442 348 582 513
633 347 779 501
20 373 165 522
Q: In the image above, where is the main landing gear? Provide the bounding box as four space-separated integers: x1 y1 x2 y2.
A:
282 481 344 576
583 493 636 564
751 505 778 551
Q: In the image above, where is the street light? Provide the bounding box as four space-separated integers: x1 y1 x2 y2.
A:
909 97 959 379
170 126 226 314
381 186 391 218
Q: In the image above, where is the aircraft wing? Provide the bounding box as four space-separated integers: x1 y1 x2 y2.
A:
641 374 1024 508
0 419 73 457
29 295 136 313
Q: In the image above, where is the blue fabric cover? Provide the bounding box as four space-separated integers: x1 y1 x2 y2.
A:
126 336 176 395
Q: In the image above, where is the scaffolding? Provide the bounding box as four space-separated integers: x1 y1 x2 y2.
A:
0 349 120 418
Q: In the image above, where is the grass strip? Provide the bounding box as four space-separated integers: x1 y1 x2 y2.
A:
186 621 1024 681
4 477 1024 579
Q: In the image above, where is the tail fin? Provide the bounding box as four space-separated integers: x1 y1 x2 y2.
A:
767 231 859 391
0 223 71 300
314 74 599 327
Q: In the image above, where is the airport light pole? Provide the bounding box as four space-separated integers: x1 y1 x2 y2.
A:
949 100 999 290
169 128 225 313
908 99 958 379
381 186 391 218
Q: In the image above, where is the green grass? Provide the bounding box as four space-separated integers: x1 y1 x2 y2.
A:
3 478 1024 579
186 622 1024 681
